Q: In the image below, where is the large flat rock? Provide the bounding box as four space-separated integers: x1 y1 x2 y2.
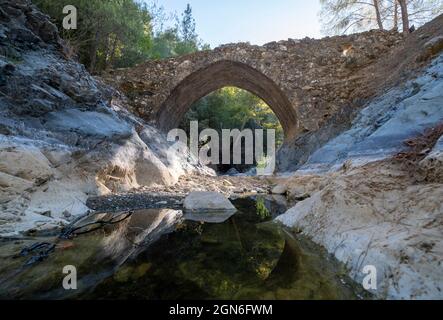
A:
44 109 133 140
295 54 443 174
183 192 236 214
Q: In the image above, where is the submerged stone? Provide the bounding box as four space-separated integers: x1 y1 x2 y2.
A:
184 211 235 223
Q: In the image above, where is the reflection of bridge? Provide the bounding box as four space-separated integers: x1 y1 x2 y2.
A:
110 30 403 141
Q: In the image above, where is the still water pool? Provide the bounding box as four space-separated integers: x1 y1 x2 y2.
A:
0 196 367 300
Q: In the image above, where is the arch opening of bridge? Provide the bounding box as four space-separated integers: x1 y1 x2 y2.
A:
156 60 298 140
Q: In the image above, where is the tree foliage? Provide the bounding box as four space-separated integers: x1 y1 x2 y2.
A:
33 0 153 72
32 0 207 72
178 4 199 54
320 0 443 35
180 87 284 148
147 3 208 59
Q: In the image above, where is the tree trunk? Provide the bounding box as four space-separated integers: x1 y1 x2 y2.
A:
373 0 384 30
106 36 118 71
398 0 410 33
393 0 399 31
89 30 99 73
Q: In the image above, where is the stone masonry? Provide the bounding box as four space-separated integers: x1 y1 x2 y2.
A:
109 31 405 140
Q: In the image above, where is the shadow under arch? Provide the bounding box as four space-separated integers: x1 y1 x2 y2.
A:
156 60 298 140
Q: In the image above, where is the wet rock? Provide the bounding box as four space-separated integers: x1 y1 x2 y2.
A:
91 209 183 263
184 211 235 224
23 223 62 237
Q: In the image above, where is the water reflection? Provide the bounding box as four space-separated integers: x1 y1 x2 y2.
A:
0 197 365 300
0 209 182 299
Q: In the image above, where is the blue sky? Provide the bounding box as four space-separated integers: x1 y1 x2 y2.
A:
146 0 322 48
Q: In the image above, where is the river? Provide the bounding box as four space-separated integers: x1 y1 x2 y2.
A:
0 196 368 299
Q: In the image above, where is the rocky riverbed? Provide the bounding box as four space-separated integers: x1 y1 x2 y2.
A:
0 0 442 300
86 175 271 213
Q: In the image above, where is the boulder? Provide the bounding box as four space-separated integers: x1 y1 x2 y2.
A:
43 109 133 141
0 144 53 182
417 35 443 61
277 160 443 300
271 184 287 195
183 191 236 214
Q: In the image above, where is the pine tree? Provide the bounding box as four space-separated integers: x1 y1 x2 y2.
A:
181 4 197 43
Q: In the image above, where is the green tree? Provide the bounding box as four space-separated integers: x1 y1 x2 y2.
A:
181 4 197 43
33 0 153 72
180 87 283 172
176 3 199 55
147 3 208 59
149 28 181 59
150 3 203 58
33 1 209 67
180 87 284 148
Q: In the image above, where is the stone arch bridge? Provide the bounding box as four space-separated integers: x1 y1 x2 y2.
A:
108 30 404 141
